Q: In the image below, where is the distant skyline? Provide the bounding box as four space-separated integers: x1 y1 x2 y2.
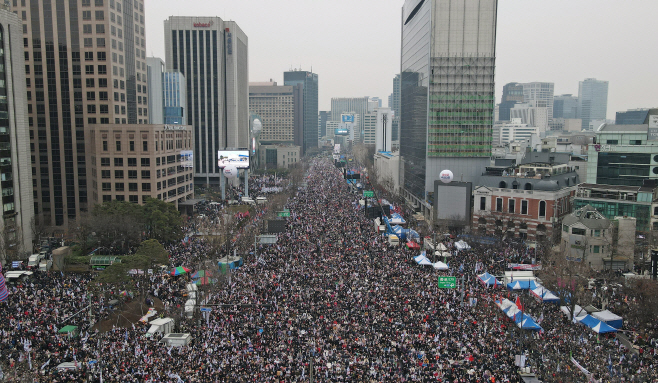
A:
146 0 658 118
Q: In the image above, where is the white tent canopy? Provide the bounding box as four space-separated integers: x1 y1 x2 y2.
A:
560 304 586 320
437 243 448 251
454 240 470 250
432 261 449 270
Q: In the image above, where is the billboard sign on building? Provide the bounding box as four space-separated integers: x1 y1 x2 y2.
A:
649 115 658 140
334 128 349 136
217 150 250 169
342 114 354 123
180 150 193 168
333 144 341 154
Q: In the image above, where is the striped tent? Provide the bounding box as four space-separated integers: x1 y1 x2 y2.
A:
0 263 8 302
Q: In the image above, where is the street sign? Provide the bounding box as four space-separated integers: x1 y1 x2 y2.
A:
277 211 290 218
363 191 374 198
199 307 212 312
438 276 457 289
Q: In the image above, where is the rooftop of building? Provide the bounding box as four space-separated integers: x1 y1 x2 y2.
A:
563 205 611 229
597 123 648 133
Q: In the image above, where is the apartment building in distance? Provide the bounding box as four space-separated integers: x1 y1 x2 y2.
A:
87 124 194 208
16 0 149 227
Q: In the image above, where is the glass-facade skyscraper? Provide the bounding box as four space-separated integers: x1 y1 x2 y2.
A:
553 94 579 119
284 70 318 154
401 0 497 204
163 72 186 125
578 78 609 131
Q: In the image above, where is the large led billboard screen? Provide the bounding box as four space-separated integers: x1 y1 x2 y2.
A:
217 150 250 169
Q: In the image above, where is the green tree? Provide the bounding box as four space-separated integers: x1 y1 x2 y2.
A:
142 197 184 243
134 239 170 268
91 200 144 250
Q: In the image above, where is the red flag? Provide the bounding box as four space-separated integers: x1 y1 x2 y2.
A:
494 278 497 288
515 296 523 311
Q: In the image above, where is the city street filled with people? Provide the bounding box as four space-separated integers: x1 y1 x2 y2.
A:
0 157 657 382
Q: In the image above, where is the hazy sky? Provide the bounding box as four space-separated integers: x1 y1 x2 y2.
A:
146 0 658 118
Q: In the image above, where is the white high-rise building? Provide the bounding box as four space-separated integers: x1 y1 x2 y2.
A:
165 17 249 186
493 119 538 147
146 57 165 124
510 102 549 133
521 82 555 120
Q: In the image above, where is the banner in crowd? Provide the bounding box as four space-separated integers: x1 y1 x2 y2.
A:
0 263 8 302
508 263 542 270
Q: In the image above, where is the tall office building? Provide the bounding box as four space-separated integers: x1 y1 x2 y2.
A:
520 82 554 120
283 70 317 155
146 57 164 124
578 78 608 131
498 82 523 121
0 6 33 259
389 74 400 117
17 0 148 227
162 72 186 125
553 94 579 119
165 16 249 186
318 111 330 138
401 0 497 207
249 82 301 144
331 97 369 143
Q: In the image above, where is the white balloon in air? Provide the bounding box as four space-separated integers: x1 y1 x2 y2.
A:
223 164 239 179
439 170 453 183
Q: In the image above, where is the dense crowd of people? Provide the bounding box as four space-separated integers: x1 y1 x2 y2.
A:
0 158 657 382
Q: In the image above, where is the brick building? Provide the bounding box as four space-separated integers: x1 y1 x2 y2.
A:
87 124 194 208
472 162 579 243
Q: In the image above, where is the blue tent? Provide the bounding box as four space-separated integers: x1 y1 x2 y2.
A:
514 313 542 331
577 315 617 333
506 280 540 290
477 272 502 287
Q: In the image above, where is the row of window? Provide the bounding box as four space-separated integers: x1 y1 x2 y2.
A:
101 182 150 192
100 157 150 167
101 170 150 179
480 196 547 217
563 226 605 237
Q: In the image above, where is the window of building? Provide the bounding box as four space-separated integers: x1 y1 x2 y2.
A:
572 227 586 235
82 11 92 20
86 91 95 100
141 158 150 166
142 183 151 191
508 199 515 213
103 195 111 202
496 198 503 212
99 91 108 101
606 140 618 145
630 140 642 145
115 183 124 191
83 24 92 34
593 245 600 253
128 170 137 179
521 200 528 215
101 157 110 166
96 24 105 34
128 158 137 166
593 229 601 237
102 140 108 151
141 170 150 179
87 105 96 114
101 182 111 191
143 141 148 151
479 196 486 211
86 78 95 88
539 201 546 217
95 10 104 20
563 224 568 232
101 170 110 178
114 158 123 167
